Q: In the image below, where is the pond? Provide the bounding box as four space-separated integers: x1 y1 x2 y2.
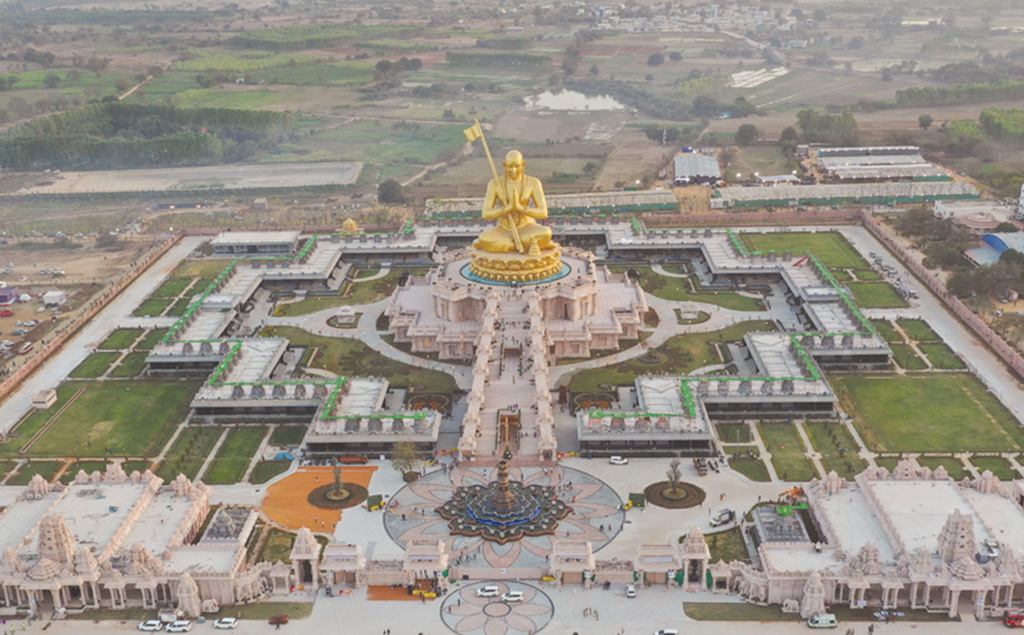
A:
524 89 627 111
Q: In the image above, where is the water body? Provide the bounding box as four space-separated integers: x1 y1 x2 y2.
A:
524 90 627 111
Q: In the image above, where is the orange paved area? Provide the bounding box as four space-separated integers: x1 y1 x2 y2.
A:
262 466 376 531
366 586 437 602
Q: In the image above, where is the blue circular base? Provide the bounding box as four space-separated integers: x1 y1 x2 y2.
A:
460 262 571 286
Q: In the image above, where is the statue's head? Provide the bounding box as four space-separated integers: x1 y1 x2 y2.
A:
503 150 525 180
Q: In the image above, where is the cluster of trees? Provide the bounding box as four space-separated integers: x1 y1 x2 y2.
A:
642 125 698 146
475 36 532 50
446 51 550 67
693 95 758 119
947 252 1024 302
374 56 423 75
979 108 1024 143
0 102 291 169
0 76 21 91
894 207 975 270
896 81 1024 108
795 108 859 145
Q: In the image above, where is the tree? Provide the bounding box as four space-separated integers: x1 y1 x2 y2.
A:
666 459 683 495
588 64 599 76
735 123 760 146
43 73 60 89
918 113 934 130
378 179 404 204
647 53 665 66
391 441 418 475
669 51 682 61
96 234 120 249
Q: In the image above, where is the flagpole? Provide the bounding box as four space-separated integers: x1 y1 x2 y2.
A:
474 119 524 254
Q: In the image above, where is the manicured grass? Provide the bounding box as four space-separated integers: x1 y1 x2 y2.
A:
69 352 119 378
889 343 927 370
7 461 64 485
132 297 172 317
151 278 192 298
702 527 750 564
716 422 751 444
917 456 969 480
207 601 313 621
758 422 817 482
870 319 902 344
739 231 869 269
804 422 868 479
276 269 410 316
166 297 192 317
846 282 908 308
26 381 200 457
136 328 169 351
1 384 80 455
109 352 149 378
855 269 882 281
610 266 763 311
727 446 770 482
204 427 266 484
251 460 292 484
831 269 852 282
918 342 966 369
970 456 1019 480
351 267 382 279
157 426 224 481
263 326 457 392
259 528 296 563
171 259 232 279
0 460 17 481
833 373 1024 453
875 456 901 472
569 321 774 391
896 318 939 342
271 425 307 446
98 328 144 351
676 309 711 325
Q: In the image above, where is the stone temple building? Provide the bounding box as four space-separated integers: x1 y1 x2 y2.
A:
0 464 272 617
714 461 1024 620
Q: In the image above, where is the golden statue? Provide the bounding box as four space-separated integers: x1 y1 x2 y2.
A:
463 121 562 282
341 218 360 234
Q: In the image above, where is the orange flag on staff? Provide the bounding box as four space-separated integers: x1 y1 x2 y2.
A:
463 121 483 142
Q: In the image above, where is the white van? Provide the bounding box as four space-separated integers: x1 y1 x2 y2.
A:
807 613 838 629
476 585 500 598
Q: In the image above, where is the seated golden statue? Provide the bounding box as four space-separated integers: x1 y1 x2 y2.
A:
474 150 555 254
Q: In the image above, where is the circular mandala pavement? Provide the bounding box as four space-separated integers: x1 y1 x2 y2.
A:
384 464 625 569
440 581 553 634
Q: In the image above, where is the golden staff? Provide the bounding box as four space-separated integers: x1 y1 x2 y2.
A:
464 119 524 253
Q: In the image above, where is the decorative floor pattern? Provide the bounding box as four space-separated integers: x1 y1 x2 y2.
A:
384 464 625 569
440 581 553 635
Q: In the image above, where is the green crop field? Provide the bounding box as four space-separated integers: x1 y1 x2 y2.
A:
833 373 1024 453
249 62 373 86
739 232 868 270
25 381 200 457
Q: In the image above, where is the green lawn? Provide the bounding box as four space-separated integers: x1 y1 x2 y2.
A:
136 328 170 351
739 231 869 269
98 328 144 351
69 352 120 378
889 343 927 370
259 528 297 563
970 456 1019 480
275 268 411 316
203 427 266 484
7 461 64 485
25 381 200 457
610 266 763 311
166 297 192 317
728 456 771 482
897 318 940 342
870 319 902 344
157 426 224 481
263 326 457 392
918 343 966 369
151 278 193 298
917 456 969 480
171 259 231 279
758 422 817 482
271 425 307 446
716 423 752 444
804 422 868 479
831 269 852 282
875 456 901 472
855 269 883 281
833 373 1024 453
702 527 751 564
846 282 908 308
0 460 17 481
109 352 149 378
569 321 774 391
132 297 172 317
251 460 292 484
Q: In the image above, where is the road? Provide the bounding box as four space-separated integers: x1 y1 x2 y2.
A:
0 237 206 434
